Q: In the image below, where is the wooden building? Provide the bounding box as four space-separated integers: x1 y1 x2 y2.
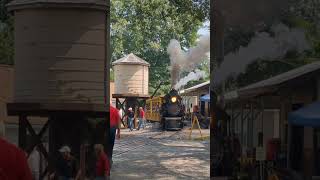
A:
222 61 320 178
180 81 210 116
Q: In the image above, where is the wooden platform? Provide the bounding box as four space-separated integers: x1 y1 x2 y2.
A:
112 93 150 99
7 102 108 117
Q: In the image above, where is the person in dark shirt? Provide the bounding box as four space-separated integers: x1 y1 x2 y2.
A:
53 146 78 180
126 107 135 131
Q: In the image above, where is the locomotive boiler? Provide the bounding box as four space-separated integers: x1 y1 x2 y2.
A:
145 89 184 130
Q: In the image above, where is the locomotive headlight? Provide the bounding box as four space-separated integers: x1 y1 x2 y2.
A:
171 96 177 103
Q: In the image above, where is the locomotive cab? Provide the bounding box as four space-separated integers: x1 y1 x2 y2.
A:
161 89 184 130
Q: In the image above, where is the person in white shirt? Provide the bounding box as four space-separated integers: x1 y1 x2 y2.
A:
28 147 40 180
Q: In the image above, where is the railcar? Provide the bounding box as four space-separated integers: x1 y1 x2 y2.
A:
145 89 184 130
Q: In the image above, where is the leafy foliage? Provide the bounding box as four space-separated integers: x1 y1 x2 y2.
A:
220 1 320 92
0 0 14 65
111 0 209 94
110 68 114 82
224 27 255 56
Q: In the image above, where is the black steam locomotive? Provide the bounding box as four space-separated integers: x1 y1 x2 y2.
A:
160 89 185 130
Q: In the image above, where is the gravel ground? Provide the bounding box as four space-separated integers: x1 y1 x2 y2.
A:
110 127 210 180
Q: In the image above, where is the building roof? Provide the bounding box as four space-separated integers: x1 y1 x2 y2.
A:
223 61 320 101
7 0 108 11
179 81 210 94
112 53 150 66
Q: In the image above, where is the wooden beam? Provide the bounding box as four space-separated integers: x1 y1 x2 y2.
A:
25 119 50 156
24 119 50 163
7 103 108 116
19 115 27 150
116 98 127 127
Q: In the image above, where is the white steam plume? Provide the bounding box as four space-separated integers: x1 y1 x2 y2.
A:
213 23 311 84
174 69 206 90
167 35 210 88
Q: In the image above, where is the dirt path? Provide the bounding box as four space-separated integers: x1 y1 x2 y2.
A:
110 128 210 180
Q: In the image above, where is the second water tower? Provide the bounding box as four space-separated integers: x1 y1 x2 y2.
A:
112 53 150 96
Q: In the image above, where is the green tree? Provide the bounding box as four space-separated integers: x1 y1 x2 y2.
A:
220 1 320 92
111 0 209 94
110 68 114 82
0 0 14 65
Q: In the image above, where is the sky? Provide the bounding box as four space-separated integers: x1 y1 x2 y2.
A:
197 21 210 36
197 21 210 58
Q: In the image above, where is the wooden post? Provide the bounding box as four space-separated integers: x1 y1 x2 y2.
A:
19 114 27 150
240 103 244 146
48 116 56 175
248 101 254 148
231 103 234 135
211 1 225 177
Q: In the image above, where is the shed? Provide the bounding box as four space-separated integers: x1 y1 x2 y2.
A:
222 60 320 177
179 81 210 116
223 61 320 102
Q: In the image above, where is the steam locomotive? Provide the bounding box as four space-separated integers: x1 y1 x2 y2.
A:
145 89 185 130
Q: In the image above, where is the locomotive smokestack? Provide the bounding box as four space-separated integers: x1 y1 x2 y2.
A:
171 64 180 88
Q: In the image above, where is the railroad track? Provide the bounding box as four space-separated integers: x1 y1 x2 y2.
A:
113 130 181 157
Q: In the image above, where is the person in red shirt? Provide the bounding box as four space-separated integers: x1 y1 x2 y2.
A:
94 144 110 180
0 122 33 180
109 103 120 167
137 107 145 130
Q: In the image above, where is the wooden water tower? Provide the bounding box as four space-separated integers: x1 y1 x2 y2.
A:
112 53 150 127
6 0 109 178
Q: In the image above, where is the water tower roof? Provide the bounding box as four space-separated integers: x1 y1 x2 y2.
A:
7 0 108 11
112 53 150 66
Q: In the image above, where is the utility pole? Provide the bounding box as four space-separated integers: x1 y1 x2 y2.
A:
211 0 225 177
211 1 225 130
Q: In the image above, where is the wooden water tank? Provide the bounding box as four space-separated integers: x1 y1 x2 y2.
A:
8 0 107 104
112 53 149 96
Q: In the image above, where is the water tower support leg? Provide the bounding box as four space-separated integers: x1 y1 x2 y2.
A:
116 98 127 127
18 114 27 149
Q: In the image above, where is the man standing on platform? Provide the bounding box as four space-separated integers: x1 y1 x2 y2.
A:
109 102 121 168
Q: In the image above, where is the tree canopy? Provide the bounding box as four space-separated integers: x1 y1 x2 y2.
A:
0 0 14 65
219 0 320 93
111 0 209 95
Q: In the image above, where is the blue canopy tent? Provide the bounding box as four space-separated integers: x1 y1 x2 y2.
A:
200 94 210 102
288 101 320 127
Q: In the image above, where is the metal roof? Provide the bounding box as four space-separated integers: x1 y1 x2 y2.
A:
179 81 210 94
112 53 150 66
223 61 320 101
